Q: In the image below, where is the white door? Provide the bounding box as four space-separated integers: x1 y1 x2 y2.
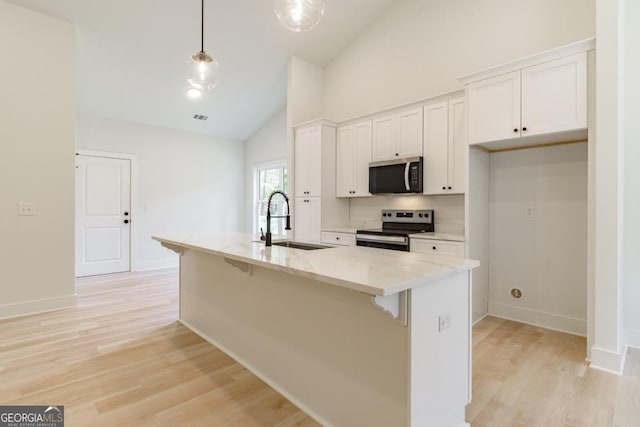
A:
336 125 355 197
372 114 397 161
521 52 588 136
294 128 310 198
75 155 131 277
448 97 466 194
467 70 521 144
396 107 423 158
423 101 448 195
353 120 373 196
307 126 323 197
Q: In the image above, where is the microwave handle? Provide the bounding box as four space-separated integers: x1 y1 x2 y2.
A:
404 162 410 191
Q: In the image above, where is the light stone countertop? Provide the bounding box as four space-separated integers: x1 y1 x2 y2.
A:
153 233 478 297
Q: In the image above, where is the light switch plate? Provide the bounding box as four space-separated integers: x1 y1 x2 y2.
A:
18 202 36 216
439 312 452 332
525 206 535 218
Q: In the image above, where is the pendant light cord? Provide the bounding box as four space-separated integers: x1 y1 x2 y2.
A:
201 0 204 53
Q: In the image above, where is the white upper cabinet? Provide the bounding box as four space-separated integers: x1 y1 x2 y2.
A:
423 98 466 195
467 52 588 147
468 71 521 145
521 53 587 136
294 126 322 198
397 108 424 158
337 121 372 197
372 107 423 161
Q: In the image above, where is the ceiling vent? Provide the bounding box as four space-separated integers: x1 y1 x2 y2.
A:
193 114 208 121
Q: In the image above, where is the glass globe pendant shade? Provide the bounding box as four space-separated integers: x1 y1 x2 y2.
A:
274 0 326 32
186 51 218 91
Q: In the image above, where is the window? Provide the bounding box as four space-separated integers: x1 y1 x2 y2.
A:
254 162 288 236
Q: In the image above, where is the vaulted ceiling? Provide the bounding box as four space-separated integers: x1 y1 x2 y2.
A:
8 0 396 140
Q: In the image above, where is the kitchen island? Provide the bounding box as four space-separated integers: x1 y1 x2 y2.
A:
154 233 479 427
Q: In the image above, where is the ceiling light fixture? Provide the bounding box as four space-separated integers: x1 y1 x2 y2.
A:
274 0 326 32
185 87 202 98
186 0 218 97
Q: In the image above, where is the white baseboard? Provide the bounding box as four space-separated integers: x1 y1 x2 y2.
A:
179 319 334 427
134 259 179 272
472 313 489 326
628 328 640 349
488 301 586 336
0 294 77 320
590 345 627 375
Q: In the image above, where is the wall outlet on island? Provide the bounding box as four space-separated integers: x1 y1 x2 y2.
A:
525 206 535 218
18 202 36 216
439 312 452 332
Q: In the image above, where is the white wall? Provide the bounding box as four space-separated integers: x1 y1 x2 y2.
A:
0 1 76 319
323 0 595 121
244 108 287 232
349 195 464 234
623 0 640 348
77 116 244 271
488 144 588 335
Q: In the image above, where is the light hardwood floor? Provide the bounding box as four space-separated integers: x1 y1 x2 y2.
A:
0 269 638 426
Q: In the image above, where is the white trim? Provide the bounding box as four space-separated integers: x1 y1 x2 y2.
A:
590 345 628 375
628 329 640 349
0 294 77 320
75 149 138 275
292 118 337 129
458 37 596 84
472 313 489 326
252 160 288 235
134 259 179 272
179 319 334 427
488 301 587 336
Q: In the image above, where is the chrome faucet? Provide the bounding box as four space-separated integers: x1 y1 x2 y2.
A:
264 190 291 246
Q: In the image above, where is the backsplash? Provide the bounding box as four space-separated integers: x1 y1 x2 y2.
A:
348 194 465 234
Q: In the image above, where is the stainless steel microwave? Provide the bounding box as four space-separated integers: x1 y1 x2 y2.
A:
369 157 423 194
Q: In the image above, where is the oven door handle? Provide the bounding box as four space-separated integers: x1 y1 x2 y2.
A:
404 162 410 191
356 234 409 244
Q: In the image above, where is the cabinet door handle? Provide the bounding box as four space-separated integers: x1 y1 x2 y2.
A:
395 153 399 156
432 246 436 250
448 186 452 190
522 127 527 132
124 219 129 224
513 128 519 133
442 186 446 190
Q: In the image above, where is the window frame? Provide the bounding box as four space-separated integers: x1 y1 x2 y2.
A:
252 160 288 236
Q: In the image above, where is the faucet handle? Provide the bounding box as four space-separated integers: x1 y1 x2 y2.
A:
260 227 266 241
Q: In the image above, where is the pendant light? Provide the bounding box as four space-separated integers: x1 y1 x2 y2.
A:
274 0 326 32
186 0 218 97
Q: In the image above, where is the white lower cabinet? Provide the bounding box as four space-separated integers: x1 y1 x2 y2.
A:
410 239 465 257
321 231 356 246
295 197 321 243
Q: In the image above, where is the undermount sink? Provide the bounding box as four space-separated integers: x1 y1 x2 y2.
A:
271 241 332 250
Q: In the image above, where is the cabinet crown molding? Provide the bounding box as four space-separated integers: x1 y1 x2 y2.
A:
457 37 595 85
293 118 337 129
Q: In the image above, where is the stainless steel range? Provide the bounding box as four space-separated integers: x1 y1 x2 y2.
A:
356 209 434 252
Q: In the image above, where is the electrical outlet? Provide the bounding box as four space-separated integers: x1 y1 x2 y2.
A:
439 312 452 332
18 202 36 216
525 206 535 218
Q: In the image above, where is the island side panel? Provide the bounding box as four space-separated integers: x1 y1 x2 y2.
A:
408 271 471 427
179 249 409 427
